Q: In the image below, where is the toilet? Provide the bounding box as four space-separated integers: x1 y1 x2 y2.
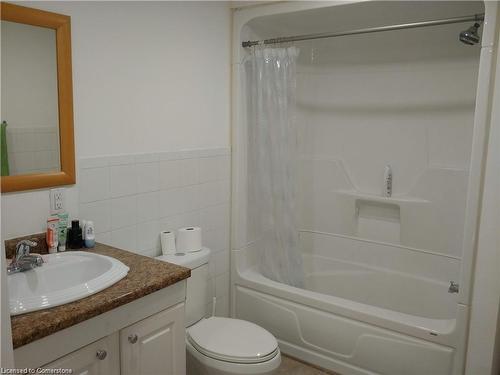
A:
156 248 281 375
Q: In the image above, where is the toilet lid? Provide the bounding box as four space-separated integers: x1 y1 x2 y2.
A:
187 317 279 364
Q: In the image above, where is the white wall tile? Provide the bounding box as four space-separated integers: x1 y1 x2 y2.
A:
204 228 229 253
208 251 217 278
199 157 218 183
110 225 137 253
198 148 230 158
160 188 186 217
79 167 110 203
137 191 160 223
108 154 135 166
160 215 186 233
179 158 199 186
184 185 201 212
175 212 202 229
135 152 159 164
95 231 111 245
216 272 230 298
79 156 109 169
206 276 216 305
111 195 137 230
110 164 137 198
199 155 230 183
136 162 160 193
159 160 182 190
79 200 111 234
215 295 229 317
142 248 161 258
74 148 230 317
136 220 161 252
198 182 220 208
215 250 230 276
200 204 229 232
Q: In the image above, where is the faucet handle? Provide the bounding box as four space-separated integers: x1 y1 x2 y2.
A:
19 239 38 247
15 239 38 258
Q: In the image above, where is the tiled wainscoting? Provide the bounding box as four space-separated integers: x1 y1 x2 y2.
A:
78 148 231 316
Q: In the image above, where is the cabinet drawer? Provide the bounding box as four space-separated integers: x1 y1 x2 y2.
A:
44 333 119 375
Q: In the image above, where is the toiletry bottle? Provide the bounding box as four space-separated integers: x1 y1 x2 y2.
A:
46 216 59 254
84 221 96 248
68 219 83 249
57 212 69 252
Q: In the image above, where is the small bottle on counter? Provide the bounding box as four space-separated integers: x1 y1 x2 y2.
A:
68 219 83 249
84 221 95 248
46 216 59 254
57 212 69 252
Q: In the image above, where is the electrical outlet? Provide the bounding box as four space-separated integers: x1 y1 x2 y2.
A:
50 188 65 214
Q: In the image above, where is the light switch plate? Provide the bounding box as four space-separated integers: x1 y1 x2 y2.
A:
50 188 65 214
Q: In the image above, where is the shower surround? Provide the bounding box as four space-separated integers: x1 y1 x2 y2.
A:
231 2 495 375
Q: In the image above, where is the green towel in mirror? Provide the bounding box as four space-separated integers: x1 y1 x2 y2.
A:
1 121 10 176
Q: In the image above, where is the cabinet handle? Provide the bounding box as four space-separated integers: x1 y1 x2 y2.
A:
128 334 138 344
96 350 107 360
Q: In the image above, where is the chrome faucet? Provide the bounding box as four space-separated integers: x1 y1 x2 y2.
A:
448 281 459 294
7 240 44 275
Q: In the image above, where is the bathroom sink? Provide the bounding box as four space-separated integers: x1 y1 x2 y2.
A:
8 251 129 316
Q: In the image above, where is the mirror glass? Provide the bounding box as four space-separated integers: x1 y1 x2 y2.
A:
1 20 60 176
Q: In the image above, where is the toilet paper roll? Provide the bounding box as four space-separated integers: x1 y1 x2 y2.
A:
176 226 202 253
160 231 176 255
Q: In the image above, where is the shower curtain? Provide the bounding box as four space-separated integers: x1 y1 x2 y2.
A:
245 46 303 287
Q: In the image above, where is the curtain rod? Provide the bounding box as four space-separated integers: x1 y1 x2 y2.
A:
241 13 485 48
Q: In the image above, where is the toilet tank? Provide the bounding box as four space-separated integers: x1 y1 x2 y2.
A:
156 248 210 327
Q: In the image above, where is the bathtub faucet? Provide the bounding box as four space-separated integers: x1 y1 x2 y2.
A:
448 281 459 294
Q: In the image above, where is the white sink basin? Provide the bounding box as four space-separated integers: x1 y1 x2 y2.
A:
8 251 129 316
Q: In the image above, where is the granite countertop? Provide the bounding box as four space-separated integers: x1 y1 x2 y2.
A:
9 242 190 349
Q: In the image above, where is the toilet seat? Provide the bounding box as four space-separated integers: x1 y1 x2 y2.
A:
187 317 279 364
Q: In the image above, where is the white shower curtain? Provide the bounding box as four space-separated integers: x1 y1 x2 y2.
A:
245 46 303 287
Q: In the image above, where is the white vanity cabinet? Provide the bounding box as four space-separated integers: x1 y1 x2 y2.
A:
42 303 185 375
120 303 186 375
44 334 120 375
14 283 188 375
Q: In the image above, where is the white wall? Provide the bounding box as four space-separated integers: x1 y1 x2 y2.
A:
78 149 231 316
1 1 231 239
1 2 231 337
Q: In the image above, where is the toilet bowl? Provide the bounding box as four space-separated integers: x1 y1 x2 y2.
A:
156 248 281 375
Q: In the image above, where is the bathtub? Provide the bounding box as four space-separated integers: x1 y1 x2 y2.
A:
231 236 468 375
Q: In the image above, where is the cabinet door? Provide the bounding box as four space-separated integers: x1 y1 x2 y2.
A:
44 333 119 375
120 303 186 375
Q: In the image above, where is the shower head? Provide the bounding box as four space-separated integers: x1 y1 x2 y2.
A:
459 22 481 45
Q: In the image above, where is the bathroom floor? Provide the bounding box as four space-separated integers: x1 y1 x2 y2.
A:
278 355 338 375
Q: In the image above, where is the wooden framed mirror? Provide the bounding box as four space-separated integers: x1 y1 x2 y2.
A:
1 2 75 193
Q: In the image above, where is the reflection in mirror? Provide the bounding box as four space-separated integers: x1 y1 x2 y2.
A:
1 20 60 176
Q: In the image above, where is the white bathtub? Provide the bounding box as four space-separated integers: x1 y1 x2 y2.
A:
232 240 468 375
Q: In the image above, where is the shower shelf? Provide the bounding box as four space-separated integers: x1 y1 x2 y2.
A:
336 190 430 205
